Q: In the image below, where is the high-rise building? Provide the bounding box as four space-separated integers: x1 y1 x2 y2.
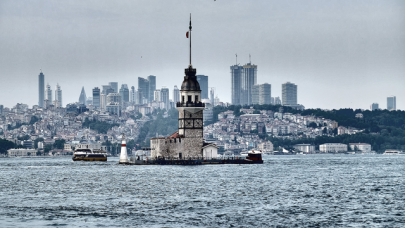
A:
138 77 149 103
252 83 271 105
371 103 379 111
230 65 243 105
78 87 87 105
196 75 208 99
252 85 260 104
282 82 297 105
107 93 121 105
173 85 180 104
45 84 52 107
108 82 118 93
147 75 156 102
274 97 281 105
55 84 62 107
119 84 129 103
161 87 170 110
387 96 396 110
130 86 137 104
154 89 161 102
38 71 45 108
259 83 271 105
0 105 3 115
241 63 257 105
137 89 144 105
92 87 100 110
210 88 215 106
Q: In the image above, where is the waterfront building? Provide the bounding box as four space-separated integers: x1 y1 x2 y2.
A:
241 62 257 105
173 85 180 104
319 143 348 153
161 87 170 110
293 144 315 153
371 103 379 111
55 84 62 107
258 141 274 152
108 82 118 93
8 148 37 157
387 96 396 110
38 71 45 108
148 75 156 102
282 82 297 105
349 143 371 153
196 75 208 99
231 64 243 105
78 87 87 105
92 87 100 110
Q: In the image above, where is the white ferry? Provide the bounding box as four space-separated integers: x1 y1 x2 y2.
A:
383 149 402 155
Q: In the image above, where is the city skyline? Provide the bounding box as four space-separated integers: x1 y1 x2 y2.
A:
0 0 404 110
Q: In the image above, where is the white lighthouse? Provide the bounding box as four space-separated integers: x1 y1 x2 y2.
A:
119 133 129 164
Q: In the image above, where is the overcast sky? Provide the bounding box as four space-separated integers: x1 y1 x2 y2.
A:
0 0 404 110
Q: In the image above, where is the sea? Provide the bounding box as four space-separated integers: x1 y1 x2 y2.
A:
0 154 404 227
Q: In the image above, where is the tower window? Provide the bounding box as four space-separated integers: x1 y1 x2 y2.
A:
188 96 192 102
195 95 198 102
182 96 185 103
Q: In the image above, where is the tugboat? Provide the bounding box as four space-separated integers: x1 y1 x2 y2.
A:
72 148 107 161
245 150 263 164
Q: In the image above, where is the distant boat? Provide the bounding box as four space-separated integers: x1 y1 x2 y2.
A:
383 149 401 155
72 148 107 161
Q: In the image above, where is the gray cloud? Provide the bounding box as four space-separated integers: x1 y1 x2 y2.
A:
0 0 404 110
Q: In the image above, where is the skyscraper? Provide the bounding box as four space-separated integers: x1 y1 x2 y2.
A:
119 84 129 102
147 75 156 102
55 83 62 107
387 96 396 110
130 86 137 104
252 85 260 104
282 82 297 105
93 87 100 110
241 62 257 105
210 88 215 105
108 82 118 93
154 89 161 102
78 87 87 105
371 103 379 111
230 65 243 105
38 71 45 108
45 84 52 106
259 83 271 105
173 85 180 104
161 87 170 110
138 77 149 103
196 75 208 99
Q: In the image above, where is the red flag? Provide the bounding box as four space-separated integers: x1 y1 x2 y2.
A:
186 31 189 38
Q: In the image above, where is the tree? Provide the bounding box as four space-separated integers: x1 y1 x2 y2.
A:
322 128 328 134
0 138 15 154
308 122 318 128
53 139 66 149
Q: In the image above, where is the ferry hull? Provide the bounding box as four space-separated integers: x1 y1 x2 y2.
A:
72 156 107 162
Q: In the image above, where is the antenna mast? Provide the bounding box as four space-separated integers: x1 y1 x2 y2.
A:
235 54 237 65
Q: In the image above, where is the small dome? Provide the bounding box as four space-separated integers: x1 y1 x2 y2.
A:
180 65 201 91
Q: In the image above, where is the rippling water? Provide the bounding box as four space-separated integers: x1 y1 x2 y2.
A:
0 155 405 227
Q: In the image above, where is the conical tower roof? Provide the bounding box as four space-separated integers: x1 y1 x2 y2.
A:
79 87 87 104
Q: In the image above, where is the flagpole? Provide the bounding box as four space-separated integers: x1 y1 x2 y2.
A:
189 13 192 66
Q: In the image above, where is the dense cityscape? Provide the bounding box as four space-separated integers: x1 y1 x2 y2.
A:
0 61 400 157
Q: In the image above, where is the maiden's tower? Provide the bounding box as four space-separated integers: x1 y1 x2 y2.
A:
150 15 215 159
